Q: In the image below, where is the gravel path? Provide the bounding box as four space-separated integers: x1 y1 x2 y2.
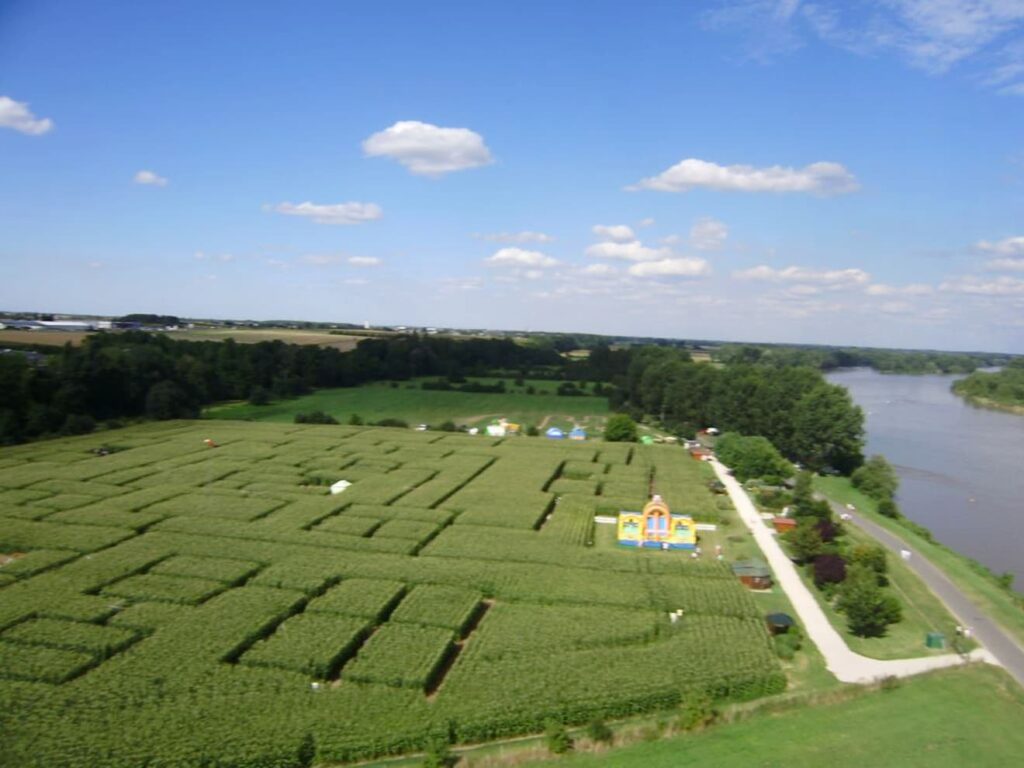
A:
710 459 997 684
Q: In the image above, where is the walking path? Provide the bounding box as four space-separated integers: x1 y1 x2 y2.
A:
826 499 1024 688
709 459 997 684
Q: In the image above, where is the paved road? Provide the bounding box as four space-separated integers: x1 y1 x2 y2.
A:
710 459 996 684
828 499 1024 688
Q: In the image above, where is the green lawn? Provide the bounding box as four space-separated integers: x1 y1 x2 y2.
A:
205 378 609 432
524 664 1024 768
815 476 1024 649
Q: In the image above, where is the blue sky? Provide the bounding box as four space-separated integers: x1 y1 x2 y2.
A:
2 0 1023 351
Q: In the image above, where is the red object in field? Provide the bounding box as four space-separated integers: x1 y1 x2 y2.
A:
204 438 219 448
772 517 797 533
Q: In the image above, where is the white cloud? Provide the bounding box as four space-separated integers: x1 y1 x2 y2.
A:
134 170 168 187
474 231 553 243
0 96 53 135
485 247 559 268
690 217 729 250
348 256 382 267
987 257 1024 271
301 254 344 266
363 120 493 176
585 240 671 261
940 275 1024 295
270 201 382 225
193 251 235 262
638 217 656 227
580 263 617 276
592 224 636 243
706 2 1024 95
734 265 871 286
660 234 683 245
628 258 712 278
976 235 1024 256
630 158 859 195
865 283 933 295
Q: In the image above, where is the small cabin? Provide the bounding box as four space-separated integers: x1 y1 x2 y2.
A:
617 496 696 550
731 561 773 590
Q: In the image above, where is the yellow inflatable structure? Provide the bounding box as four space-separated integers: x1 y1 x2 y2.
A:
617 495 696 550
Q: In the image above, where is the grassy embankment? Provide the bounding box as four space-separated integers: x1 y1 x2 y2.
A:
205 378 610 432
952 367 1024 415
815 476 1024 648
359 664 1022 768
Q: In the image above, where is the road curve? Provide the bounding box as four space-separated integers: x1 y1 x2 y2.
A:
709 459 996 684
825 498 1024 688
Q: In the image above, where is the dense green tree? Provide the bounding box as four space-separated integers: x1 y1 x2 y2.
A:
604 414 638 442
837 563 903 637
714 433 792 482
789 386 864 472
784 521 825 563
145 381 195 420
852 455 899 501
850 544 889 586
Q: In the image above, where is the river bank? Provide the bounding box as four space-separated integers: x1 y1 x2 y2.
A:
826 368 1024 587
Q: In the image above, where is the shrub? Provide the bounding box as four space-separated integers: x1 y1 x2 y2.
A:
815 518 840 543
714 433 792 482
439 420 457 432
877 499 900 518
604 414 638 442
851 455 899 502
294 411 338 425
544 720 573 754
348 413 364 425
248 386 272 406
813 553 847 588
60 413 96 435
374 418 409 428
837 563 903 637
585 719 613 744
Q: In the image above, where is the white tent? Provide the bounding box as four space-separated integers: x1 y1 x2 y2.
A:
330 480 352 495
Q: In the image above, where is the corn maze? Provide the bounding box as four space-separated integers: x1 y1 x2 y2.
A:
0 421 784 766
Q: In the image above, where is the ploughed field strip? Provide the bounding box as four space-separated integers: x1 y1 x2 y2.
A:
0 421 783 767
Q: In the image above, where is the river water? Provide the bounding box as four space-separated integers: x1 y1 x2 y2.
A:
826 368 1024 585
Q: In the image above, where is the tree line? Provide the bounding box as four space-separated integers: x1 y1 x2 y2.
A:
610 346 865 472
714 344 1008 374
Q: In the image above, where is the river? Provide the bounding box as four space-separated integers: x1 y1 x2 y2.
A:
826 368 1024 586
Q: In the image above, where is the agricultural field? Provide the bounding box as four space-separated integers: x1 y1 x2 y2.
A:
0 329 93 347
161 327 372 351
205 377 611 433
0 421 782 767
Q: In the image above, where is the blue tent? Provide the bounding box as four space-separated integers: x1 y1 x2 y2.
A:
545 427 565 439
568 427 586 440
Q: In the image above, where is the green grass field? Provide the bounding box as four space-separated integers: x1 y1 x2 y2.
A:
205 378 611 432
523 664 1024 768
0 421 782 767
815 476 1024 649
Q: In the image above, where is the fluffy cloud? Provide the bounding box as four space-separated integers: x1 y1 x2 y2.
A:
271 201 382 225
976 235 1024 256
592 224 636 243
629 158 859 195
363 120 493 176
629 258 711 278
987 257 1024 272
580 263 617 276
734 265 870 286
940 275 1024 295
348 256 382 267
585 240 670 261
474 231 553 243
638 217 656 227
690 217 728 250
485 247 559 268
865 283 933 296
134 170 168 187
193 251 235 262
0 96 53 135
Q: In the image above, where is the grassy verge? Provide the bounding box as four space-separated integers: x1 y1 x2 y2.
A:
204 378 610 432
815 476 1024 648
517 664 1023 768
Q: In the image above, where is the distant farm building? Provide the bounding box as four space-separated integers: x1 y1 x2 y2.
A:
617 496 696 550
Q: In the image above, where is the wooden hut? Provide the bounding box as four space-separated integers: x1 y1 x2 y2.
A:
731 561 773 590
